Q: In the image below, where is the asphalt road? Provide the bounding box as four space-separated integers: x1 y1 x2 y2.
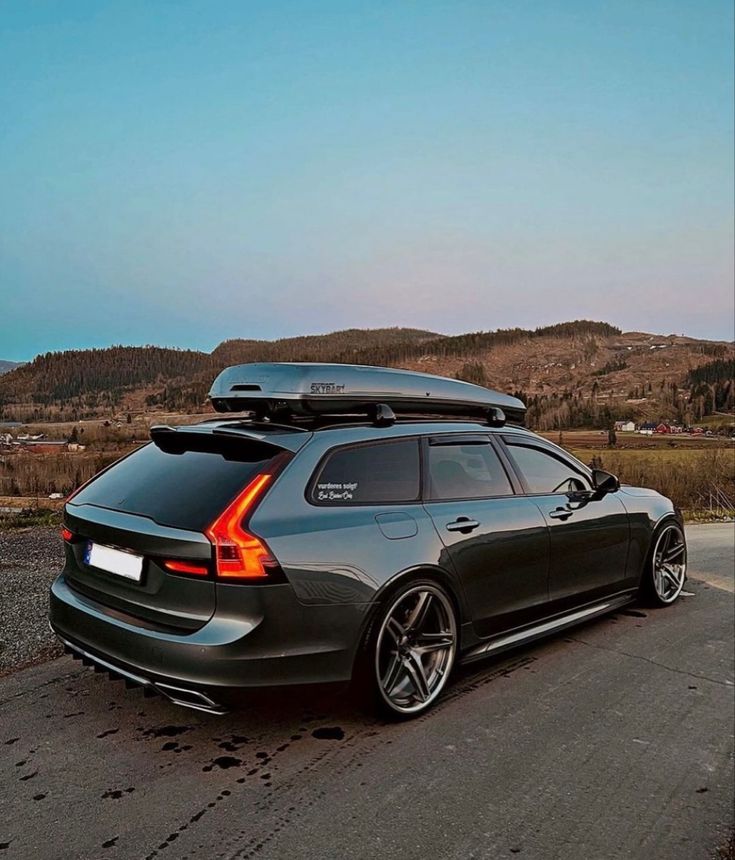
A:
1 524 733 860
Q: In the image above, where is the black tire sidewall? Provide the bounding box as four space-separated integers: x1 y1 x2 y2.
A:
353 577 458 720
640 520 687 607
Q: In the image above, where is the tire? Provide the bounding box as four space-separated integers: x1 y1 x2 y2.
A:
355 579 458 720
639 520 687 607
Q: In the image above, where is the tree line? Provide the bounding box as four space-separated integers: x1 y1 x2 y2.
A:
2 322 731 431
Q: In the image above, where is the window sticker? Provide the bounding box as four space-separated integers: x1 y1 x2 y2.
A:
315 481 359 502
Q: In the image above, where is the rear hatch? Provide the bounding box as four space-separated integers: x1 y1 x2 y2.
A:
62 423 309 632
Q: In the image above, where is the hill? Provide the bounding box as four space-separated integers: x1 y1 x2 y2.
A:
0 321 732 429
0 360 23 375
212 327 437 366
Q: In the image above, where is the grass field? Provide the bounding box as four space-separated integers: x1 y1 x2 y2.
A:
1 428 733 524
546 432 735 519
542 429 733 450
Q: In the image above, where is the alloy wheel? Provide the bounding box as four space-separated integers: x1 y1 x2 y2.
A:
375 584 457 715
652 524 687 604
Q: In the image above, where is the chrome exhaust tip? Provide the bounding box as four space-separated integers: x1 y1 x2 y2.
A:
155 683 228 715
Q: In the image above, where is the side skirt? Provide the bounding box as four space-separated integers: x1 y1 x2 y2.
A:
460 592 635 664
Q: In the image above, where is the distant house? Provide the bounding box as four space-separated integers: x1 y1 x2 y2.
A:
655 423 672 434
638 421 657 435
614 420 635 432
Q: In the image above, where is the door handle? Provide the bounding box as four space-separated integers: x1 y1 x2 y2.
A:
446 517 480 533
548 508 573 520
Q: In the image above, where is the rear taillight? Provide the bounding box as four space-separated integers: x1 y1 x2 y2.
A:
205 473 279 580
61 527 73 542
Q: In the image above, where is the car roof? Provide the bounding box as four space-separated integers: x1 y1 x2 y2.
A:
168 417 589 471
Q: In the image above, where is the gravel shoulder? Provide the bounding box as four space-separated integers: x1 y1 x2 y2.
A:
0 527 64 675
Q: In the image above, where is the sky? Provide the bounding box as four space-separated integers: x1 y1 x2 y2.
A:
0 0 733 362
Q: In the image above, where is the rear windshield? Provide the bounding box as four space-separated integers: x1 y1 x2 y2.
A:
70 441 279 531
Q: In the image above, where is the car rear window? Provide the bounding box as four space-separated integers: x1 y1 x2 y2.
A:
310 439 420 505
70 441 280 531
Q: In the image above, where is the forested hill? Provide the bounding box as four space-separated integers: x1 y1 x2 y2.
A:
0 346 212 403
0 320 732 429
213 327 437 366
0 360 23 375
0 322 613 406
0 328 438 415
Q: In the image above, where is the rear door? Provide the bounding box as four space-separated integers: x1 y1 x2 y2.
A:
63 429 299 631
501 436 630 605
422 434 550 638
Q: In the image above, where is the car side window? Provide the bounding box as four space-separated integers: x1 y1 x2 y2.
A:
310 439 420 505
427 442 514 500
504 442 590 495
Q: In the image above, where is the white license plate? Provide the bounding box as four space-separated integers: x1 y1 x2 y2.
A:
85 542 143 582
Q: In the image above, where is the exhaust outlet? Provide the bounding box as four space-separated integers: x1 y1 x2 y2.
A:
155 683 228 715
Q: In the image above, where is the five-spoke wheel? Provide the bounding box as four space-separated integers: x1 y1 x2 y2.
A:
373 582 457 717
646 522 687 606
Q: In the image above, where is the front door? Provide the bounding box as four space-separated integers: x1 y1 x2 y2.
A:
422 435 550 638
501 437 630 605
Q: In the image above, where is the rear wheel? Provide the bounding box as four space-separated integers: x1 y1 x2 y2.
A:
641 522 687 606
361 580 458 719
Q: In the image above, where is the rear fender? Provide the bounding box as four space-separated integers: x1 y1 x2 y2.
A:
353 563 470 664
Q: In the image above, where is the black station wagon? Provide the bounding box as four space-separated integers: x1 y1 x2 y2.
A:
50 364 687 717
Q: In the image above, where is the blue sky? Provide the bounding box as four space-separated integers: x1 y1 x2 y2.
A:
0 0 733 361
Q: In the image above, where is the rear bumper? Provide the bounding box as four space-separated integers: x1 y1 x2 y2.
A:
49 573 371 702
55 631 230 713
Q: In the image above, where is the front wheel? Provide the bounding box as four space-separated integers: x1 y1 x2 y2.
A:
641 521 687 606
361 580 458 719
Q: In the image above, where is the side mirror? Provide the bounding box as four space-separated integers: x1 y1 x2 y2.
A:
591 469 620 494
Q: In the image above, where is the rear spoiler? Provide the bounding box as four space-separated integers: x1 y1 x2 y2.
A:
149 425 310 458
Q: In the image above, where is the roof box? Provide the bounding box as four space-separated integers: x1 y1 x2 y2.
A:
208 363 526 425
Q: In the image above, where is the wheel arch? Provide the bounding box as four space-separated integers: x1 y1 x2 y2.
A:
639 515 688 606
647 511 685 560
380 563 464 616
351 563 465 671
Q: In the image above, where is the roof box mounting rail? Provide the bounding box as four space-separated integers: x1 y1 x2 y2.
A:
208 363 526 426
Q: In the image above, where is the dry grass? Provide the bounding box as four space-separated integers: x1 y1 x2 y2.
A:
2 428 733 520
546 430 733 450
568 446 735 517
0 450 127 498
0 413 207 497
